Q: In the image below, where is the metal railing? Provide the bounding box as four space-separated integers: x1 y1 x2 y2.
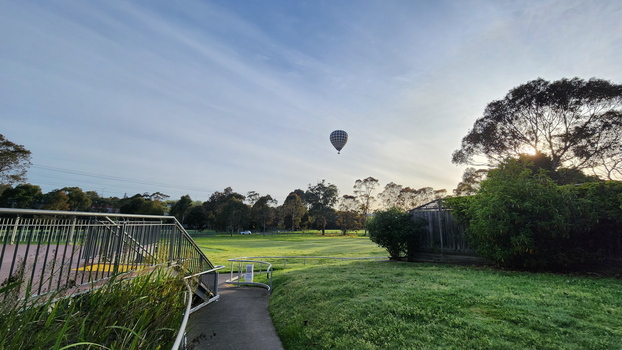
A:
227 256 387 292
228 258 274 291
172 265 225 350
0 208 216 300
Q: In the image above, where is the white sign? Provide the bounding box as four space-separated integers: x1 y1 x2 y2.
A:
244 264 253 282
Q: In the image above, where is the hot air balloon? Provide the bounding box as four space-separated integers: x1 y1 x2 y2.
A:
330 130 348 154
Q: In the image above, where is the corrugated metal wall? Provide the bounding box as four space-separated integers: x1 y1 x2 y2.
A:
410 200 474 254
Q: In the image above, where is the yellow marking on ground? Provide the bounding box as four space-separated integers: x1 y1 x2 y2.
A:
74 263 145 272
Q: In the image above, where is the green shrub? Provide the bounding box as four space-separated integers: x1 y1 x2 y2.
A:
368 207 427 261
463 159 580 269
452 157 622 270
442 195 475 226
569 181 622 260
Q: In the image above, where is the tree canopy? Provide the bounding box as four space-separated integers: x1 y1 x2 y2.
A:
336 194 363 235
353 176 378 217
251 195 278 233
452 77 622 180
0 183 42 208
170 194 193 222
62 187 92 211
0 134 32 186
377 182 446 210
282 192 306 231
306 180 339 234
43 189 70 211
119 193 165 215
453 168 488 196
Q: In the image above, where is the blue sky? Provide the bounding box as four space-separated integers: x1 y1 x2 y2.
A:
2 0 621 203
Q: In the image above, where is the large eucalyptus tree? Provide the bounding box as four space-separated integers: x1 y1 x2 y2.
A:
452 78 622 180
0 134 32 186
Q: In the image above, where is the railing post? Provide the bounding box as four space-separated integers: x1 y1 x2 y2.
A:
69 216 77 244
113 222 126 273
213 271 219 296
169 226 175 264
11 216 20 244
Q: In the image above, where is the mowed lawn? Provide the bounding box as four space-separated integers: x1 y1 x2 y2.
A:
192 232 387 268
194 234 622 350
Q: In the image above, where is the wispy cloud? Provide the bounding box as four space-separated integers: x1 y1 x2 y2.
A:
1 0 621 201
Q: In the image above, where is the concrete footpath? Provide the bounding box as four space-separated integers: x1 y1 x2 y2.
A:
185 277 284 350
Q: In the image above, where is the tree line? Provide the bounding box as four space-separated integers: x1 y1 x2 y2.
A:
170 178 447 234
0 162 447 235
0 184 172 214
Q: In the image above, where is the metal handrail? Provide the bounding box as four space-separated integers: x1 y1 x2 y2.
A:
0 207 215 297
172 265 225 350
0 208 173 219
1 208 221 350
227 258 274 291
233 255 386 260
0 208 214 295
226 256 387 292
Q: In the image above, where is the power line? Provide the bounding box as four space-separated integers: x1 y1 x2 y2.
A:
24 177 139 197
31 164 217 194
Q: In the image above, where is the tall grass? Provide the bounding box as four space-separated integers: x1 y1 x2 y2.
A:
269 261 622 350
0 268 186 349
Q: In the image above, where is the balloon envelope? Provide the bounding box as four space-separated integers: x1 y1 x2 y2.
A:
330 130 348 154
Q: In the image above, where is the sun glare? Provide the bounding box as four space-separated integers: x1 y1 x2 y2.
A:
520 145 537 156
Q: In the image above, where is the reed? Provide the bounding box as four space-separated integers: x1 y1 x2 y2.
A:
0 267 186 349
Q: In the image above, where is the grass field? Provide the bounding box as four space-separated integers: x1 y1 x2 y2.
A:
195 234 622 350
270 262 622 349
192 232 387 269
